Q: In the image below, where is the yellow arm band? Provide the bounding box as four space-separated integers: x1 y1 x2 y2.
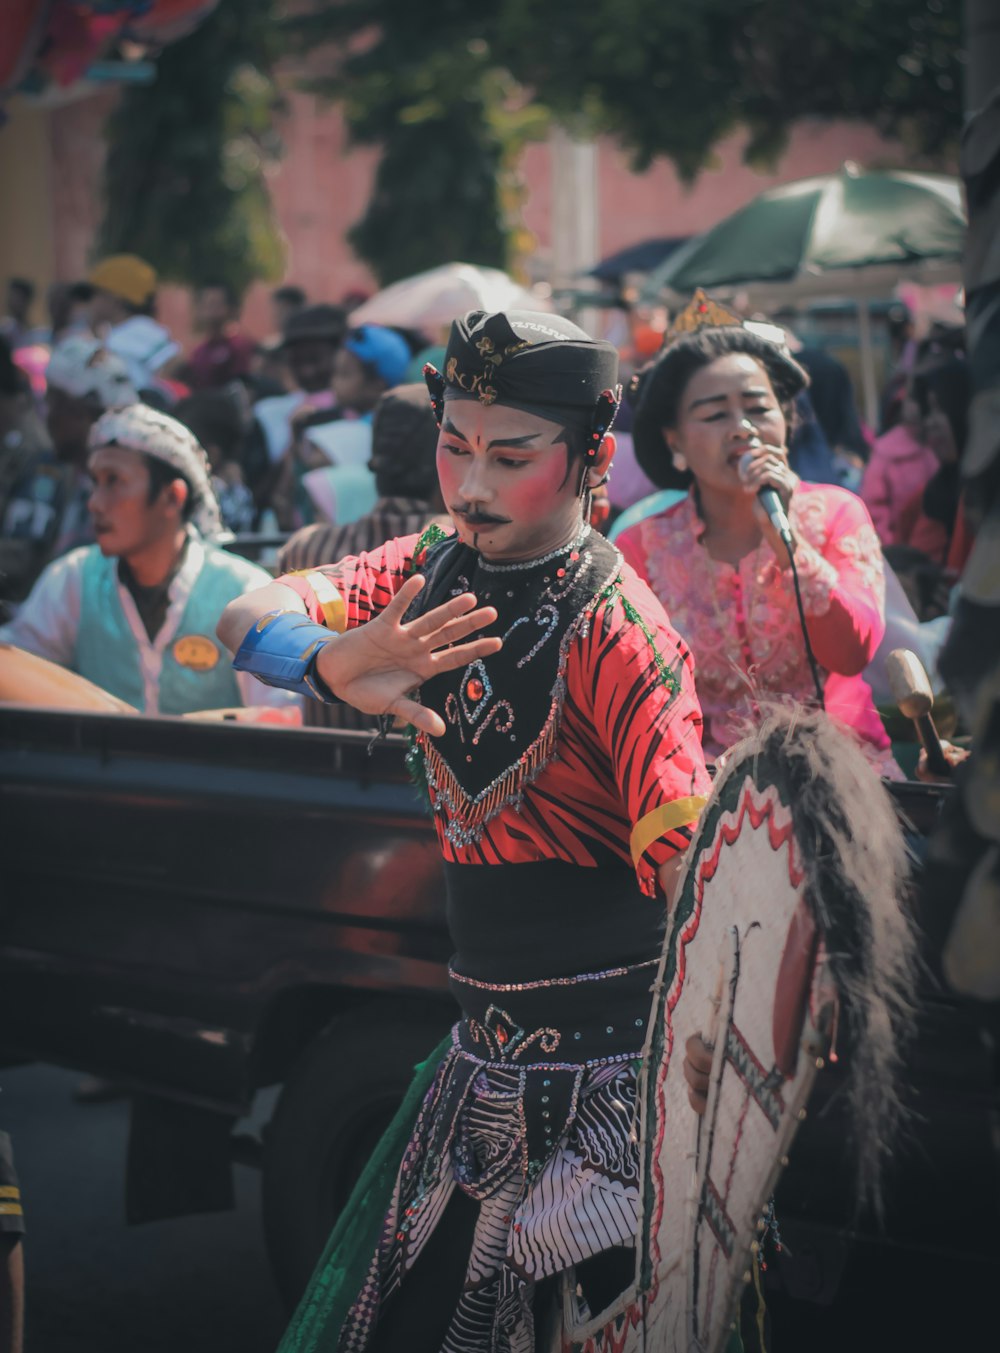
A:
630 796 707 865
287 569 347 633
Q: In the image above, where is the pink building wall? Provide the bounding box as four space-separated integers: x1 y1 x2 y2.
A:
42 87 935 353
521 120 918 261
234 89 381 340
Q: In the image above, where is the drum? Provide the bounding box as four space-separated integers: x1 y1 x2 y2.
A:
554 704 918 1353
0 644 135 714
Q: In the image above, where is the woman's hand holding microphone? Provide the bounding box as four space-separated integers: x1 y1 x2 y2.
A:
737 422 799 565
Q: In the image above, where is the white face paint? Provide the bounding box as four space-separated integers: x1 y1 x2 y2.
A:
436 402 612 562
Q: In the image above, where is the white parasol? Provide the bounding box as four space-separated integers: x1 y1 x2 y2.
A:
349 263 549 332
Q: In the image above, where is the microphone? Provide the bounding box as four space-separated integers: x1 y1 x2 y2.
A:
738 447 794 550
739 430 822 705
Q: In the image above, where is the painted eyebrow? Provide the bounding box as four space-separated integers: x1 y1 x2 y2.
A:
688 387 771 411
441 418 543 451
487 433 543 451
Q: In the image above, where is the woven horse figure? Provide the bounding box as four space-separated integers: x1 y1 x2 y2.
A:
551 704 919 1353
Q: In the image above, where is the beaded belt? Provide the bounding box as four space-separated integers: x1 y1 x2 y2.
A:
449 956 658 1069
439 958 658 1184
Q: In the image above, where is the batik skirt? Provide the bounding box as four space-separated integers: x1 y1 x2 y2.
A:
337 956 660 1353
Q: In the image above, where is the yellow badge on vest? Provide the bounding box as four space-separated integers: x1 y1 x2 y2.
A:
172 635 220 671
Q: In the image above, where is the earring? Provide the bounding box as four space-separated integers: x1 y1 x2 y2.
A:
670 446 688 472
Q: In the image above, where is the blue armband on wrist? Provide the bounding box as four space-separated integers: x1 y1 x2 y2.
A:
232 610 341 702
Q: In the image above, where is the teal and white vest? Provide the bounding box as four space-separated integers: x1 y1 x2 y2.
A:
73 538 263 715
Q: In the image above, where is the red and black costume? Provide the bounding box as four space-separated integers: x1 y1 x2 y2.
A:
272 311 711 1353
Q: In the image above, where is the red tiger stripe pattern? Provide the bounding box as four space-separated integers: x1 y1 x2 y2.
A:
278 542 710 897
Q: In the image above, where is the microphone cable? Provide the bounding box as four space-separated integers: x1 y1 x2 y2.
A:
786 541 825 709
742 426 825 710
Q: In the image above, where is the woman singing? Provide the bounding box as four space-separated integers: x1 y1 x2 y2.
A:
617 298 901 777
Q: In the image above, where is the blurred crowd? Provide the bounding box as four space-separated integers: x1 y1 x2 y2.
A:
0 257 437 589
0 253 976 765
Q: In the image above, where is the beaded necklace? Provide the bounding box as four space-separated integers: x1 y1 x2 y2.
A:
478 525 591 574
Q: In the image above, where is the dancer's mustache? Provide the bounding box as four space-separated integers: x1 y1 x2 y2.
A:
451 505 511 527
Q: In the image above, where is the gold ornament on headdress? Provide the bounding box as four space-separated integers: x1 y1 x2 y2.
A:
446 338 530 405
665 289 743 341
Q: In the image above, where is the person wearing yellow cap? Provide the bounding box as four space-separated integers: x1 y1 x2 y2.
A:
86 254 181 396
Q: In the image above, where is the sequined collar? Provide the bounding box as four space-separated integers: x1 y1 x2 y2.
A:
407 528 621 846
476 527 590 573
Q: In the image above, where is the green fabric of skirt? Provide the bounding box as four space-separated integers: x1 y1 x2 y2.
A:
276 1035 451 1353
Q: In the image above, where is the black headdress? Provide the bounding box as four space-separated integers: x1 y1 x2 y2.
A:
424 309 622 463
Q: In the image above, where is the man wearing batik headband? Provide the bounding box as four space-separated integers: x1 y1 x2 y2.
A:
0 403 294 717
219 309 712 1352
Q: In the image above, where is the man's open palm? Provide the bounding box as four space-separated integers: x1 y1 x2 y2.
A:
315 573 501 736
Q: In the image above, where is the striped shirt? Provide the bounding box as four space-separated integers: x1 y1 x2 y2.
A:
277 498 445 573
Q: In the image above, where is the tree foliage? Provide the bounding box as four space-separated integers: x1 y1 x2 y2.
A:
497 0 963 176
98 0 284 294
345 110 507 286
100 0 964 291
282 6 546 285
284 0 963 284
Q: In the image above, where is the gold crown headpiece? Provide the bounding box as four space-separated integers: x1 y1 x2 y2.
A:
665 289 743 342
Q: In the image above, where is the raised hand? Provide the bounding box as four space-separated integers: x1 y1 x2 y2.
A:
315 572 501 736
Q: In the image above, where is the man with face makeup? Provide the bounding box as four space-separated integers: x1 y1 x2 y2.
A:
218 311 711 1352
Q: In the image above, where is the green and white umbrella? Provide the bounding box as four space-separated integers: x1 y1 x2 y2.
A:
643 165 966 422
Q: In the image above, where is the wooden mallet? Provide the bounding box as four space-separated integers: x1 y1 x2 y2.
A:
885 648 950 777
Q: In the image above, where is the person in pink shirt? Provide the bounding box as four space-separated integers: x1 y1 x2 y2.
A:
861 382 939 547
617 305 901 778
896 355 973 577
186 281 256 391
